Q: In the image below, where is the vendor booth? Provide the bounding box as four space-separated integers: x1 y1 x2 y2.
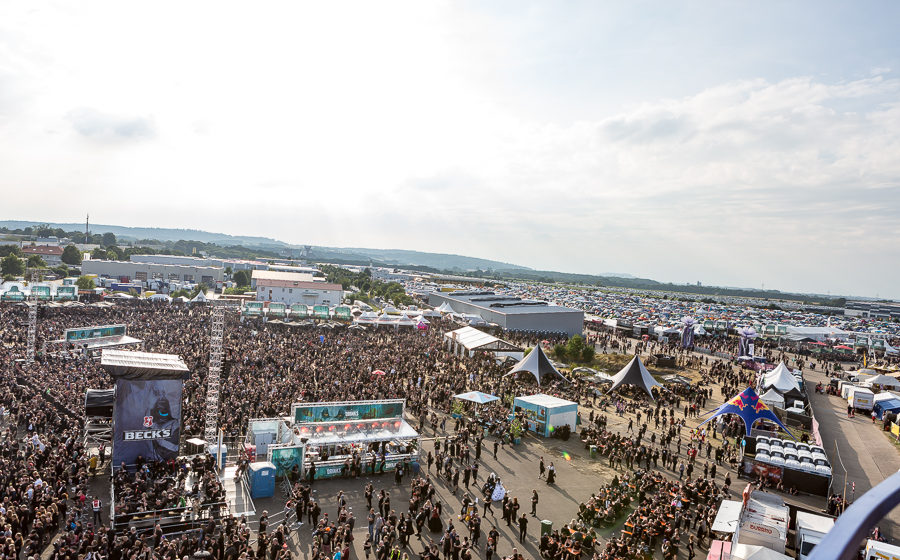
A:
513 394 578 437
257 399 420 481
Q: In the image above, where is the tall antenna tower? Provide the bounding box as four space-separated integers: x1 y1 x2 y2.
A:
26 270 39 364
204 302 227 443
85 214 90 243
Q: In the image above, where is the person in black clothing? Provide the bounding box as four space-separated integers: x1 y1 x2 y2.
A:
518 514 528 542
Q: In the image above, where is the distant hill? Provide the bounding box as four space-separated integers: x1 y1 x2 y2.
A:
0 220 528 272
308 246 528 272
0 220 289 249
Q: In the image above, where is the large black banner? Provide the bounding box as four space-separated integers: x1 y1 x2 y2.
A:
113 379 183 466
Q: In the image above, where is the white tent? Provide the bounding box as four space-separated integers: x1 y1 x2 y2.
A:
759 387 786 409
763 363 802 394
730 543 792 560
395 314 417 327
436 302 455 313
356 311 378 323
376 313 397 324
148 294 172 303
191 291 208 303
862 374 900 389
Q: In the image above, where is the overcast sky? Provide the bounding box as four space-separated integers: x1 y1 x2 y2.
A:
2 2 899 298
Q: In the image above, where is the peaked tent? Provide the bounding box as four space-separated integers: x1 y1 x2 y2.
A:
759 387 786 409
454 391 500 404
763 363 802 394
861 374 900 389
698 386 795 439
505 345 570 385
191 291 208 303
436 302 455 313
608 355 663 399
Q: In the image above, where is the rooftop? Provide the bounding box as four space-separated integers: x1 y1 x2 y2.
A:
256 279 342 290
434 291 582 315
22 245 64 256
252 269 316 282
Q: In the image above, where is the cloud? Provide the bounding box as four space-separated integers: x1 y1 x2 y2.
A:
66 108 155 142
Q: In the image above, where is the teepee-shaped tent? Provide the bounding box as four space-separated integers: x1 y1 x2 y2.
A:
608 355 663 399
505 345 570 385
190 291 209 303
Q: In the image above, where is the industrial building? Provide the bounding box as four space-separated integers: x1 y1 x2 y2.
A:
81 259 224 287
250 269 316 287
253 270 342 306
427 290 584 336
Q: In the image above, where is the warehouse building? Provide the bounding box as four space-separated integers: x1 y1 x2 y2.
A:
81 259 224 287
253 270 342 306
427 290 584 336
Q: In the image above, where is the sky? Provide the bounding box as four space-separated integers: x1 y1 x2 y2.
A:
2 1 899 298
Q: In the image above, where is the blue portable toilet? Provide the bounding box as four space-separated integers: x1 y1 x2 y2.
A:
208 444 228 470
249 461 276 499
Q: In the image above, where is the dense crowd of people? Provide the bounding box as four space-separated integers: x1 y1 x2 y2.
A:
0 296 874 560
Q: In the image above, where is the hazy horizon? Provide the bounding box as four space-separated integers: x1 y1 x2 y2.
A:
2 2 899 297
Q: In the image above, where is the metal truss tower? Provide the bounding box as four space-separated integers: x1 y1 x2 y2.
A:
25 271 39 364
204 302 227 444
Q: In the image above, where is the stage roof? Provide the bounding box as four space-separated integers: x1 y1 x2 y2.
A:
444 326 522 352
101 349 189 379
80 335 142 350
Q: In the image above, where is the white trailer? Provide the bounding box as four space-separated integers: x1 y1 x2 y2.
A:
794 511 834 560
865 539 900 560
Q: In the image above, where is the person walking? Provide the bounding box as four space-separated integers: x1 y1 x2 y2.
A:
538 457 545 479
518 513 528 542
530 490 538 516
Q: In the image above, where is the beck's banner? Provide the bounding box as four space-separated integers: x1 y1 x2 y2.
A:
113 378 183 466
293 400 404 424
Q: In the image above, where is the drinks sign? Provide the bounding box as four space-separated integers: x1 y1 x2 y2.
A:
292 400 404 424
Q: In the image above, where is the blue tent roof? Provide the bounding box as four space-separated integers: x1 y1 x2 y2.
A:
699 386 795 439
875 399 900 411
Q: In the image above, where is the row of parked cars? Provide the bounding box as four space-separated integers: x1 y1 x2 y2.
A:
755 436 832 476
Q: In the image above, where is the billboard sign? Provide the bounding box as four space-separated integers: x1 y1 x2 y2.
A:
112 378 183 466
290 304 309 318
1 286 25 302
313 305 330 320
244 301 263 316
32 285 52 300
268 302 286 317
56 286 77 300
292 400 404 424
66 324 127 342
334 306 351 321
269 445 305 477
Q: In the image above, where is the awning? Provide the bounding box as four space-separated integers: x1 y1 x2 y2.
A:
297 419 419 446
101 349 190 380
453 391 499 404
